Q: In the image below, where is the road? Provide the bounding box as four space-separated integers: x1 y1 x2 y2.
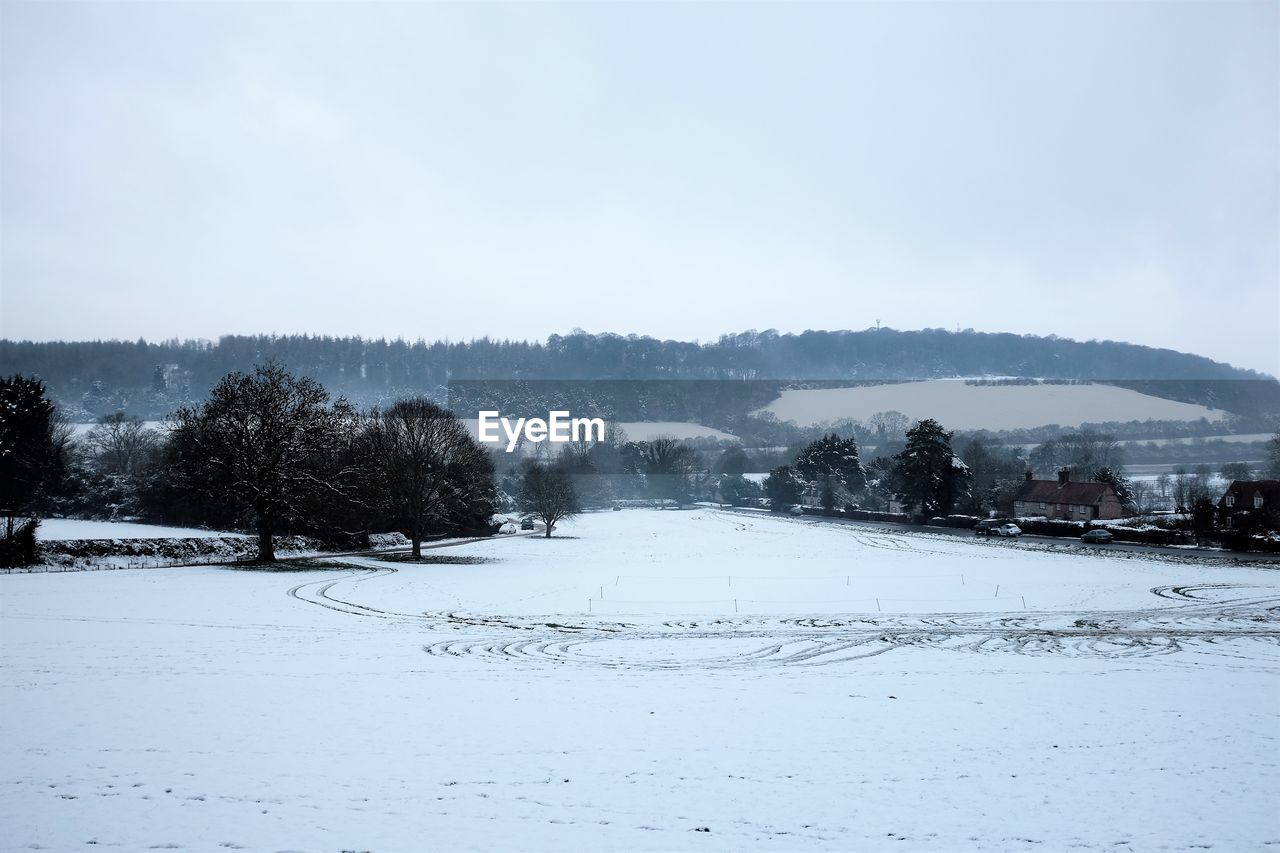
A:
715 505 1280 565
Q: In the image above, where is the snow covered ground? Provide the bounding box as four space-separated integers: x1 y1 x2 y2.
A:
2 509 1277 850
758 380 1226 430
36 519 247 541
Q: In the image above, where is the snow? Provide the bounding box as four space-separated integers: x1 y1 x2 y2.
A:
614 422 738 442
36 518 247 541
69 421 166 438
2 509 1277 850
758 380 1228 430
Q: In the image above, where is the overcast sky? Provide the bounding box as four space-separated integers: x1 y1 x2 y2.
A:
1 1 1277 375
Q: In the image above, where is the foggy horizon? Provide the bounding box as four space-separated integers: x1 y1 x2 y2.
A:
1 323 1274 379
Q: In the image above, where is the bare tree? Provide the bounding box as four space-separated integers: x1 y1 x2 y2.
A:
1219 462 1253 483
1155 472 1171 504
868 411 910 445
518 463 580 538
172 364 354 562
365 398 492 558
1129 480 1155 516
1056 430 1123 478
85 412 157 474
639 435 699 504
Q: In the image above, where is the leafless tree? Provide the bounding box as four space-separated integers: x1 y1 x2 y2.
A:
518 463 580 537
364 398 491 558
868 411 910 445
638 435 701 503
171 364 355 562
1129 480 1155 516
85 412 157 474
1056 430 1123 478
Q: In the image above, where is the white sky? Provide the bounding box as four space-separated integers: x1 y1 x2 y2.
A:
1 1 1277 375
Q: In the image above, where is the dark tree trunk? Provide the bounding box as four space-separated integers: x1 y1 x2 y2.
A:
256 517 276 563
412 535 422 558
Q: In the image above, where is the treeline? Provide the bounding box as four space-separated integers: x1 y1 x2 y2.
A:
1 369 505 564
3 328 1276 423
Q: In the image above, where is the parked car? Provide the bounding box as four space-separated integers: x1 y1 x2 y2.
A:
993 523 1022 538
788 505 805 516
520 518 536 531
975 519 1012 536
1081 529 1114 544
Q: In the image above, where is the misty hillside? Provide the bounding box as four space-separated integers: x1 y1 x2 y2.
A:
1 328 1277 424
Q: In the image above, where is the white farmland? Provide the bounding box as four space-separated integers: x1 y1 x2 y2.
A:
1 510 1277 851
758 380 1227 431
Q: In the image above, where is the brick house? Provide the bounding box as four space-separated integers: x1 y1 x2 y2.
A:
1217 480 1280 530
1013 469 1125 521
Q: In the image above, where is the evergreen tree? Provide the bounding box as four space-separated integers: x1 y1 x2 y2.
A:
794 432 866 493
763 465 804 512
0 375 67 514
891 419 970 516
1092 466 1134 509
717 473 760 507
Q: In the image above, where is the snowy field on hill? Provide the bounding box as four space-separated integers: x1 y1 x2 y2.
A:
36 518 247 541
758 380 1226 430
2 509 1277 851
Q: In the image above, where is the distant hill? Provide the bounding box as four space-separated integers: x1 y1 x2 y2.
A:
1 328 1277 425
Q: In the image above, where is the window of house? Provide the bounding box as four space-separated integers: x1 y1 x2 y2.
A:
1255 494 1264 509
1039 502 1046 509
1226 495 1235 507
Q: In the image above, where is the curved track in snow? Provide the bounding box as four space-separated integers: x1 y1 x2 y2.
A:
287 539 1280 671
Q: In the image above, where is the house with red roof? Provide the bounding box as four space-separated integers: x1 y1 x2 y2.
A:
1013 469 1125 521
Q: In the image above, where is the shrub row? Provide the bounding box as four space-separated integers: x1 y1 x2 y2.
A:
1216 533 1280 554
794 505 1278 552
800 506 914 524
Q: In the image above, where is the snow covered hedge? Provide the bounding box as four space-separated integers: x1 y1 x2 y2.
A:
31 535 327 571
800 507 913 524
1013 517 1186 545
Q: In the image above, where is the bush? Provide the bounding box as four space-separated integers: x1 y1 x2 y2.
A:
844 508 912 524
0 518 40 567
1217 532 1280 554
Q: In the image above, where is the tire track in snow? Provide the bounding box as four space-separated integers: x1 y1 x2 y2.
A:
283 543 1280 670
419 590 1280 669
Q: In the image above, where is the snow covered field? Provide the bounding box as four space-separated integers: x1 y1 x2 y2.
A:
758 380 1226 430
2 510 1277 850
36 519 246 541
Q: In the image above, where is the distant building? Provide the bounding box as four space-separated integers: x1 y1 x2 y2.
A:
1013 469 1125 521
1217 480 1280 530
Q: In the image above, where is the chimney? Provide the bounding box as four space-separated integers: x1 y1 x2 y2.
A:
1058 468 1070 484
1024 471 1034 482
